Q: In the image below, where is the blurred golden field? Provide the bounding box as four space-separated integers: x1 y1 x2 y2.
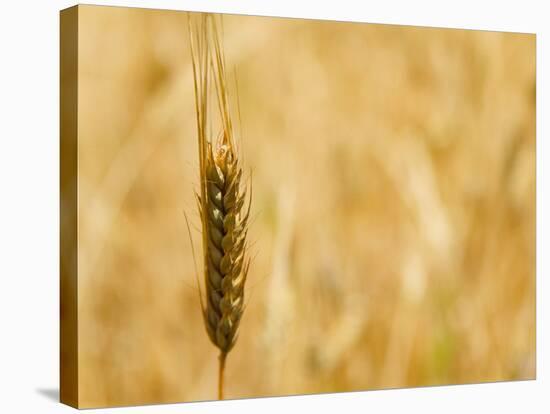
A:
72 5 535 408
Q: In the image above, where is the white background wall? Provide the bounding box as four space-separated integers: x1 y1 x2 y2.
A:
0 1 546 412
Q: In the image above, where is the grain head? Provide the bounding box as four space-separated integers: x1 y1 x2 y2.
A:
188 13 252 398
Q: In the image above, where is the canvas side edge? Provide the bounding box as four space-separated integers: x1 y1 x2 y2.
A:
60 5 79 409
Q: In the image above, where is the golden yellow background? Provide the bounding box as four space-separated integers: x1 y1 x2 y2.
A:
75 5 535 407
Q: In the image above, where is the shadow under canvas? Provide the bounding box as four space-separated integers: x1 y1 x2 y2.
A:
37 388 60 402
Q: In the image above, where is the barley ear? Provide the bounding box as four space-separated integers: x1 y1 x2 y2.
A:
188 13 251 400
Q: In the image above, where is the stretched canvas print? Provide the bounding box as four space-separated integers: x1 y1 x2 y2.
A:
60 4 536 409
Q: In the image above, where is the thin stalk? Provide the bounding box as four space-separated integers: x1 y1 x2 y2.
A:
218 352 227 400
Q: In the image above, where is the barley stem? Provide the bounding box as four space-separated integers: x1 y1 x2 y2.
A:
218 351 227 400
